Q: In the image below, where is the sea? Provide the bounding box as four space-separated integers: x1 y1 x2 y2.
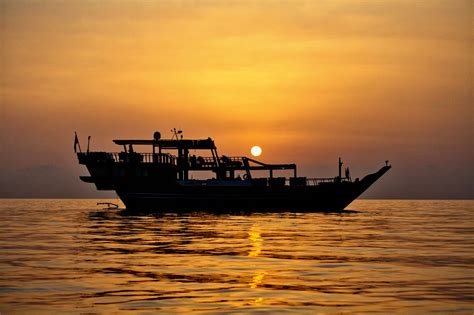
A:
0 199 472 314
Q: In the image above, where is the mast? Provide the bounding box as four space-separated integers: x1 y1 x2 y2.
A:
339 157 343 181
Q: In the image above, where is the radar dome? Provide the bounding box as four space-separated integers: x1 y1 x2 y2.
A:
153 131 161 140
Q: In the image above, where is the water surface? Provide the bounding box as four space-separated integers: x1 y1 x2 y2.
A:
0 199 473 314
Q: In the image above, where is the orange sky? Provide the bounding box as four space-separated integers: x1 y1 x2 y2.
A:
0 0 472 198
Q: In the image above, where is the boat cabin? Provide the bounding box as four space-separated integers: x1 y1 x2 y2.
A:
77 131 354 188
112 136 297 181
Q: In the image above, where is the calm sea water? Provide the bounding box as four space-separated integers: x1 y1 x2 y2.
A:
0 199 473 314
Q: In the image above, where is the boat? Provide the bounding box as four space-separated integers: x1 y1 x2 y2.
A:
75 130 391 212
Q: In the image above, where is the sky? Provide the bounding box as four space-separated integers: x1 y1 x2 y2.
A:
0 0 472 199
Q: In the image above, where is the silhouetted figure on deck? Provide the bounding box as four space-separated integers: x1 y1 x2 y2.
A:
345 167 351 180
190 155 197 167
221 155 230 164
197 156 205 167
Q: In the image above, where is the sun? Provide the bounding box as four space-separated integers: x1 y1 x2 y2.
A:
250 146 262 157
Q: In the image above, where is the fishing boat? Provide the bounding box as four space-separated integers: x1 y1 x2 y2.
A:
75 130 390 211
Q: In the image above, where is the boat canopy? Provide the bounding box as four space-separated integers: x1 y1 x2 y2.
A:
113 138 216 150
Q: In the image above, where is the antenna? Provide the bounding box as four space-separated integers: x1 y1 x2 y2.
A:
339 157 343 180
171 128 183 140
87 136 91 153
74 132 82 153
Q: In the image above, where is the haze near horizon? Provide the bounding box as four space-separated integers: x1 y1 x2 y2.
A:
0 0 472 199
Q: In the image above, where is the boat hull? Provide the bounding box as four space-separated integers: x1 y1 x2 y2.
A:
116 166 390 212
117 189 356 212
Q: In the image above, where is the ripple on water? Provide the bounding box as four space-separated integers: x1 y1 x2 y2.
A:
0 199 473 314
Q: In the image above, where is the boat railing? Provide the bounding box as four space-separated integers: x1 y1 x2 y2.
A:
307 178 333 185
87 152 178 165
220 156 243 167
306 177 352 186
189 156 243 168
83 152 243 167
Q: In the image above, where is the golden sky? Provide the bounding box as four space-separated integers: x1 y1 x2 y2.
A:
0 0 472 198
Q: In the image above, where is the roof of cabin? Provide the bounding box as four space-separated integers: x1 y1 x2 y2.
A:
113 138 216 149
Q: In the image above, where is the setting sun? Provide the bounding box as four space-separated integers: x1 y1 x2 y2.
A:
250 146 262 157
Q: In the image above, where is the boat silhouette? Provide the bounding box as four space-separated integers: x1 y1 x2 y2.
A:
75 131 390 212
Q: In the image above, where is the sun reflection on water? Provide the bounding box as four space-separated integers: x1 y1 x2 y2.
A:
248 224 267 294
249 271 268 289
248 224 263 257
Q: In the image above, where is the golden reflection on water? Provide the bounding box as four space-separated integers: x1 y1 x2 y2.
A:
248 224 267 305
248 224 263 257
249 271 268 289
